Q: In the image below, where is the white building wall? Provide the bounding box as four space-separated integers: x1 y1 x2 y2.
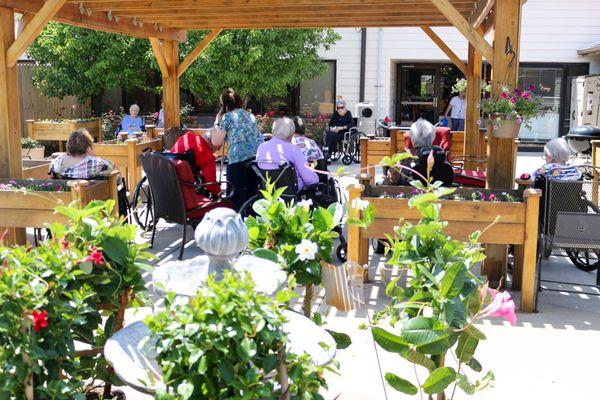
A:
318 0 600 120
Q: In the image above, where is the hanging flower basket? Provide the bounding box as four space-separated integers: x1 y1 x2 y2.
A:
489 113 522 139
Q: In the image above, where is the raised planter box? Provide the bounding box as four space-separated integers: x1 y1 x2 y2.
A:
347 177 541 312
21 146 45 160
0 171 119 229
27 119 103 152
22 159 51 180
93 138 163 195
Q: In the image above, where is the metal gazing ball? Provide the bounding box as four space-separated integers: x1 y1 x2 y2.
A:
194 207 249 266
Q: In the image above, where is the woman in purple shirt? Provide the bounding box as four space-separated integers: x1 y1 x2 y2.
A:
256 117 319 190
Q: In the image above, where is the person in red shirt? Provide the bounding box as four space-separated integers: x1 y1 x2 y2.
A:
165 128 219 196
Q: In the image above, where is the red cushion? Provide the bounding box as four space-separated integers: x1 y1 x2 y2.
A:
172 159 200 211
454 169 487 188
187 199 236 220
404 127 452 154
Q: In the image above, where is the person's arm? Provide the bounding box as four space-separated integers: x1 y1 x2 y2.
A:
445 98 454 117
293 148 319 186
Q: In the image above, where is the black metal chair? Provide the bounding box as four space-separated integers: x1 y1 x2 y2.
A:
535 165 600 310
140 152 235 260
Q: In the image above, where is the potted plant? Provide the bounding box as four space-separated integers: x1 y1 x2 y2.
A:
480 85 545 139
21 137 45 159
180 103 197 128
451 78 491 95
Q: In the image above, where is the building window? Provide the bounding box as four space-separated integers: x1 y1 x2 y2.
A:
298 61 336 115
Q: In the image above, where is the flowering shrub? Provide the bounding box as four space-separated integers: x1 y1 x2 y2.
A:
180 103 195 119
480 85 545 129
255 113 274 133
101 107 124 140
21 137 42 149
245 183 341 316
303 114 330 147
147 271 331 400
0 179 70 192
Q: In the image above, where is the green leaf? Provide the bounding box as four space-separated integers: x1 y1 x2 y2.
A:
465 325 487 340
177 381 194 400
439 264 466 298
101 235 129 265
399 348 436 371
312 312 324 326
79 261 93 274
372 327 408 353
443 298 467 329
467 357 483 372
456 332 479 363
474 370 495 391
326 329 351 350
422 367 457 395
456 373 475 395
253 248 279 263
400 317 446 346
416 333 458 355
385 373 418 395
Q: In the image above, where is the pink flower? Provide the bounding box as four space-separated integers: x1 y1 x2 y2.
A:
426 150 435 176
493 125 499 130
85 246 103 266
480 288 517 326
488 194 497 202
476 120 481 126
61 236 69 250
515 89 522 97
476 102 480 109
516 118 523 124
500 92 509 99
411 189 420 195
522 91 531 99
528 85 535 91
510 97 517 104
31 310 49 332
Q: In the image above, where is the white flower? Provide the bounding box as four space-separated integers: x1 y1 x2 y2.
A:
351 198 370 211
423 307 434 318
295 239 318 261
297 199 313 209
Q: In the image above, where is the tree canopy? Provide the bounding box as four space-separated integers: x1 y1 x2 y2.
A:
27 24 340 103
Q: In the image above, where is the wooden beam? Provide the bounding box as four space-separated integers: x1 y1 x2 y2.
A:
150 38 168 77
177 29 221 78
481 8 494 35
421 26 467 75
16 12 34 36
162 40 180 129
7 0 67 67
471 0 494 29
464 27 483 169
0 0 186 42
429 0 494 65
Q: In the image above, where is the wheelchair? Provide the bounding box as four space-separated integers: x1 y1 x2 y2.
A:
324 127 366 166
239 160 347 262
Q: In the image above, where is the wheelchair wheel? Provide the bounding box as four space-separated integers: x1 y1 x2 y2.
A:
342 154 352 165
131 176 154 231
372 239 386 254
336 243 347 263
328 145 343 162
239 195 260 219
350 136 361 164
566 250 600 272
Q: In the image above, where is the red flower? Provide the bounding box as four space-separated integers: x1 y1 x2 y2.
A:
528 85 536 91
85 246 104 266
510 97 517 104
32 310 48 332
520 173 531 180
500 92 509 99
61 236 70 250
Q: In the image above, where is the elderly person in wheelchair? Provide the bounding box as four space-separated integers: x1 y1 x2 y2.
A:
256 117 320 191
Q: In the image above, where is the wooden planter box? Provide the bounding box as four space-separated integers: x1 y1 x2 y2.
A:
22 159 51 180
93 138 163 195
360 129 487 183
27 119 103 152
21 146 45 160
0 171 119 229
347 178 541 312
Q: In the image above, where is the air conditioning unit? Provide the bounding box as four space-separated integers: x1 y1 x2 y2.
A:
355 102 376 136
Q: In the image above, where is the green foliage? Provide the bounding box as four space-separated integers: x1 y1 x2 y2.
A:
245 183 340 286
27 26 340 102
20 137 41 149
480 85 545 129
146 271 329 400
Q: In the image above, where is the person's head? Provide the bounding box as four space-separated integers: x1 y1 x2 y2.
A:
162 127 188 150
129 104 140 118
272 117 295 142
409 118 436 150
66 129 94 157
220 89 244 112
335 99 347 116
543 138 571 165
458 91 466 99
293 116 306 136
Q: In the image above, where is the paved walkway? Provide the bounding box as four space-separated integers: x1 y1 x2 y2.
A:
118 152 600 399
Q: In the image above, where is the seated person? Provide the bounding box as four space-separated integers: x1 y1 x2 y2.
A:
50 129 114 179
292 116 325 165
533 138 580 181
384 118 454 187
165 127 220 197
256 117 319 191
325 99 354 156
116 104 146 137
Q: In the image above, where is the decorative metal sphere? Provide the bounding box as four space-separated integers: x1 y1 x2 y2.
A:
194 208 248 259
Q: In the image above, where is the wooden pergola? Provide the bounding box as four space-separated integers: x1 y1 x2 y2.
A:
0 0 524 252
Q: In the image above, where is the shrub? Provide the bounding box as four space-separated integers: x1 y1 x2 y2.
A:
21 137 42 149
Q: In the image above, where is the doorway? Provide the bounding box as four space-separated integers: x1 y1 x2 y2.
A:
396 63 464 126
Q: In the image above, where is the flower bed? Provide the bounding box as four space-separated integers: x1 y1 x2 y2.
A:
0 172 119 229
347 177 541 312
27 118 103 152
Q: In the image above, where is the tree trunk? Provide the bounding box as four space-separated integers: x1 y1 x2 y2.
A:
302 283 314 318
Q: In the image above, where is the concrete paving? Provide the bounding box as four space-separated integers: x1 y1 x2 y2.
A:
116 152 600 400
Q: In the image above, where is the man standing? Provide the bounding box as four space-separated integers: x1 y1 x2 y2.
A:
445 91 466 131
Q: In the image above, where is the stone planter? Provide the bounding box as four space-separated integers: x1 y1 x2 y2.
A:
21 146 45 160
489 114 522 139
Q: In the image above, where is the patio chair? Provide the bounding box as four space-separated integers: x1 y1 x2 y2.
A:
535 165 600 310
140 152 234 260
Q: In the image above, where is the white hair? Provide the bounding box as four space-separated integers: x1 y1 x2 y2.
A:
409 118 436 148
129 104 140 114
335 99 347 107
544 138 571 164
272 117 295 140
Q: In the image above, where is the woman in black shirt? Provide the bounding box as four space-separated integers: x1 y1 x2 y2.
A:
325 99 354 159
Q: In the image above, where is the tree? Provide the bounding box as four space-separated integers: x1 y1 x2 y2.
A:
27 24 340 103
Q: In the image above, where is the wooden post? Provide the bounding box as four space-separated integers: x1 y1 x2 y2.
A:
464 29 483 170
126 139 138 198
69 179 90 208
519 189 540 312
482 0 523 287
162 40 180 129
0 7 26 245
107 170 119 218
347 184 370 281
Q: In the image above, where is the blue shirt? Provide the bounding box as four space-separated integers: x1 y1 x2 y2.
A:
533 163 581 181
221 109 264 164
117 115 145 137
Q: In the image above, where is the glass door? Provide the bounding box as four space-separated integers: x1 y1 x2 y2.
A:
398 65 437 125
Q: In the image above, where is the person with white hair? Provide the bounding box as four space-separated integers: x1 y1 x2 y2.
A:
533 137 580 180
324 99 354 160
256 117 319 190
384 118 453 187
116 103 146 137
